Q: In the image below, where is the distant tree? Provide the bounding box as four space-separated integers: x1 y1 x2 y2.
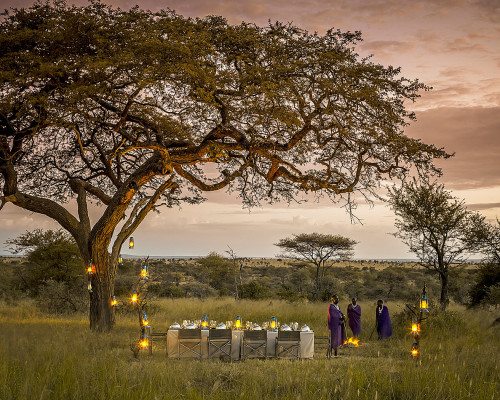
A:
0 3 448 331
466 218 500 307
6 229 85 311
195 252 233 294
275 232 357 292
387 181 480 309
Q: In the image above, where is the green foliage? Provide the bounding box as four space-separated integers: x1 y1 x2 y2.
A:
238 281 269 299
5 230 86 312
468 263 500 307
195 252 233 292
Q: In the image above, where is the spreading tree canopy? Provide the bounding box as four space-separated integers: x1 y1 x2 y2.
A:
387 181 480 309
0 2 448 331
275 232 357 293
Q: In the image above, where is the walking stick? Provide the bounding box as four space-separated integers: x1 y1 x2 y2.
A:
369 325 376 340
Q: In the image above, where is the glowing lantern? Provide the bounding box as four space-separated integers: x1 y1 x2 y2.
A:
420 295 429 312
201 314 209 329
111 296 117 307
86 264 96 275
129 237 134 249
87 281 93 293
139 334 149 349
270 316 278 331
140 265 149 280
411 319 420 335
130 290 138 304
118 256 123 266
142 312 149 327
234 316 242 330
411 343 419 358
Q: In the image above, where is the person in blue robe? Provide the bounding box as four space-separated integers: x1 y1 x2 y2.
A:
375 299 392 340
328 295 346 357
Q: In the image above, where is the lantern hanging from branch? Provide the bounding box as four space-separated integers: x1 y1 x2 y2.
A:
411 342 419 358
201 314 209 329
129 237 134 249
140 265 149 280
234 316 242 330
87 281 92 293
411 319 420 335
139 334 149 349
270 316 278 331
420 295 429 312
142 312 149 327
86 264 96 275
118 256 123 266
130 290 138 304
111 296 117 307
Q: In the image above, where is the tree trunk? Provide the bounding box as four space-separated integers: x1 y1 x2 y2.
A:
439 271 449 310
89 259 115 332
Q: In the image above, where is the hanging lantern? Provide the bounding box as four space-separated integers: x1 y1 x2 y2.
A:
139 334 149 349
411 342 419 358
411 319 420 335
111 296 117 307
270 316 278 331
201 314 209 329
130 290 138 304
86 264 96 275
129 237 134 249
118 256 123 266
87 280 93 293
234 316 242 330
140 265 149 280
420 295 429 312
142 312 149 327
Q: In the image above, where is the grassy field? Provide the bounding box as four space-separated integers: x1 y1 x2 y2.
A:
0 298 498 400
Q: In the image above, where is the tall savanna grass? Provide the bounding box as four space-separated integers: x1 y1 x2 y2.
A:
0 298 498 399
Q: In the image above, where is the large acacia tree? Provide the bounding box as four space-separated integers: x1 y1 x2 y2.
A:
0 2 448 331
387 181 479 309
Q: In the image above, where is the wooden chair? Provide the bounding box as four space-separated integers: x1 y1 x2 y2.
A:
314 335 331 359
208 329 232 360
276 330 301 359
242 330 267 359
178 329 203 359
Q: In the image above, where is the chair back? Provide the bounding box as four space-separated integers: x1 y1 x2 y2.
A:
178 329 202 340
244 330 267 341
209 329 232 340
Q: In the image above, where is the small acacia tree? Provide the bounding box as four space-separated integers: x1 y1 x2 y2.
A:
275 232 357 292
387 181 479 309
0 2 448 331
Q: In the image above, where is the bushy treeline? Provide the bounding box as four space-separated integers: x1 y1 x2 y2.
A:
2 250 497 312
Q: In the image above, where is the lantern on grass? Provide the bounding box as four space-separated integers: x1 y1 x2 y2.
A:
270 316 278 331
420 294 429 312
111 296 117 307
139 334 149 349
142 312 149 327
140 265 149 280
118 256 123 266
201 314 209 329
234 316 242 330
129 237 134 249
130 290 138 304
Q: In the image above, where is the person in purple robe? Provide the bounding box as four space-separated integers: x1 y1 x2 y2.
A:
375 299 392 340
328 295 346 357
347 297 361 337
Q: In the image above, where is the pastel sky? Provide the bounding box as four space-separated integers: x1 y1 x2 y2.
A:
1 0 499 258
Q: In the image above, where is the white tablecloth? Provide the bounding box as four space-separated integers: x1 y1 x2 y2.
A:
166 330 314 359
